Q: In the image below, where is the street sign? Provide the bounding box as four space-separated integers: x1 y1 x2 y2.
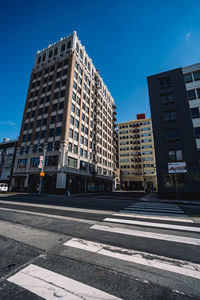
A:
69 178 72 184
40 171 45 177
39 156 44 169
168 162 187 173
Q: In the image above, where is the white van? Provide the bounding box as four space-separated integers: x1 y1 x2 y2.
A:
0 183 8 192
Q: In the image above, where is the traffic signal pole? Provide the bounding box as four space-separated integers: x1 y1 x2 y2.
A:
39 146 46 194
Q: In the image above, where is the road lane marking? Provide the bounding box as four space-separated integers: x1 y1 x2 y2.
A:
113 213 193 223
103 218 200 232
0 199 113 215
124 208 184 214
126 207 184 212
90 225 200 246
0 207 97 225
64 238 200 280
8 264 121 300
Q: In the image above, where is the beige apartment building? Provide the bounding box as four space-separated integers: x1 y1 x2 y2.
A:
117 114 157 190
12 31 117 193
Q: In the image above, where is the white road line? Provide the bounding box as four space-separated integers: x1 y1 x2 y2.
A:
64 238 200 280
124 208 184 213
130 203 181 207
8 264 121 300
90 225 200 246
103 218 200 232
113 213 193 223
128 204 183 208
120 210 188 217
120 209 188 218
127 206 184 212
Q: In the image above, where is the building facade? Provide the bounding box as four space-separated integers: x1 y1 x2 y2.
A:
147 63 200 199
12 31 117 193
0 138 17 187
117 115 157 190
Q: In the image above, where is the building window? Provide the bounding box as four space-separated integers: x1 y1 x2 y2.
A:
33 145 38 153
48 50 52 58
68 142 72 152
71 104 75 113
187 89 196 100
191 107 200 118
57 114 63 122
54 48 58 56
97 167 102 174
166 129 180 140
184 73 192 83
51 116 56 124
67 156 77 168
84 150 88 158
37 120 41 127
164 173 185 189
70 116 74 125
64 58 68 65
30 157 40 167
52 104 57 111
20 147 24 155
193 71 200 81
75 119 79 128
26 146 30 154
197 88 200 99
163 111 176 121
54 141 60 150
42 118 47 126
44 107 49 114
168 149 183 162
80 148 83 156
69 128 73 138
76 108 80 117
159 77 171 87
59 102 64 110
72 92 76 100
48 142 53 151
17 159 27 168
74 145 78 154
55 127 61 136
45 155 58 166
61 44 65 52
161 93 174 104
194 127 200 138
41 131 46 139
74 132 79 141
49 129 54 137
80 136 84 144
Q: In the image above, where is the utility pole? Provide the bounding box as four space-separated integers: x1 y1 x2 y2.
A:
39 146 46 195
174 170 179 200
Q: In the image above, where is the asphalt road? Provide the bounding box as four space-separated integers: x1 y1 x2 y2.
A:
0 193 200 299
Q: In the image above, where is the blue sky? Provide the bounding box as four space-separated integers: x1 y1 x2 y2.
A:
0 0 200 141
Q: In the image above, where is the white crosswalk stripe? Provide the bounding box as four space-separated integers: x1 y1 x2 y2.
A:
103 217 200 232
90 224 200 246
64 238 200 280
8 264 121 300
118 201 189 217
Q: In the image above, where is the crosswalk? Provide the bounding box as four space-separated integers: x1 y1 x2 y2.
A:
6 200 200 299
118 201 188 217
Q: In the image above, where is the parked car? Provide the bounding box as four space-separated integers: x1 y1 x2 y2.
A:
0 183 8 192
